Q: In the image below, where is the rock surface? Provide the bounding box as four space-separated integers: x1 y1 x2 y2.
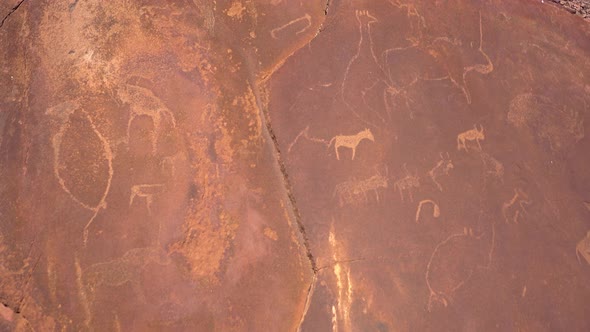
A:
0 0 589 331
550 0 590 19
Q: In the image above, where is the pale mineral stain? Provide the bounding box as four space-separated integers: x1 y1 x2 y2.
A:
264 227 278 241
226 1 246 19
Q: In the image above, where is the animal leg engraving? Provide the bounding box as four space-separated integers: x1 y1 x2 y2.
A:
393 165 420 202
130 184 165 216
415 200 440 223
328 129 375 161
457 124 485 152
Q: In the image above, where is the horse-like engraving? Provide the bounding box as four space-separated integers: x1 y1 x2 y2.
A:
328 129 375 160
576 231 590 265
393 165 420 202
457 124 485 152
130 184 165 216
428 152 454 191
415 200 440 223
501 188 532 224
333 172 388 207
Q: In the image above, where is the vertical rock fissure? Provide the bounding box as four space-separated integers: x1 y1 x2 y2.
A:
249 79 318 274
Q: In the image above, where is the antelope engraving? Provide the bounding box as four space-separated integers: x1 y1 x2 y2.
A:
501 188 532 224
576 231 590 265
393 165 420 202
457 124 485 152
130 184 165 215
428 153 454 191
328 129 375 160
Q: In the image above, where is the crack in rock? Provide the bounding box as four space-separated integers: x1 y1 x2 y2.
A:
0 0 27 29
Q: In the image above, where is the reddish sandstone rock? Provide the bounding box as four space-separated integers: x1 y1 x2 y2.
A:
0 0 589 331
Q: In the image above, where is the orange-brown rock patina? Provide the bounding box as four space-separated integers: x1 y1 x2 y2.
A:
1 0 590 331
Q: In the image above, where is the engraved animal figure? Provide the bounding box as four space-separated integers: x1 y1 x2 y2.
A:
480 152 504 183
82 247 170 305
415 200 441 223
118 84 177 154
425 228 482 311
457 124 485 152
328 129 375 160
333 173 388 206
393 166 420 202
428 153 454 191
576 231 590 265
130 184 165 215
501 188 532 224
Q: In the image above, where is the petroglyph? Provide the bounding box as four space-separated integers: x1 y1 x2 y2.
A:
461 12 494 104
333 172 388 207
287 125 329 154
393 165 420 202
584 202 590 211
479 152 504 183
508 93 584 152
415 200 440 223
576 231 590 265
161 152 187 178
328 129 375 160
118 83 177 154
48 103 114 247
270 13 312 39
82 247 170 305
425 228 481 311
428 152 454 191
329 224 353 332
457 124 485 152
130 184 165 216
502 188 532 224
340 9 384 129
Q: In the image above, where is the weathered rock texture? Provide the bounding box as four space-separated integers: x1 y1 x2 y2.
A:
0 0 589 331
